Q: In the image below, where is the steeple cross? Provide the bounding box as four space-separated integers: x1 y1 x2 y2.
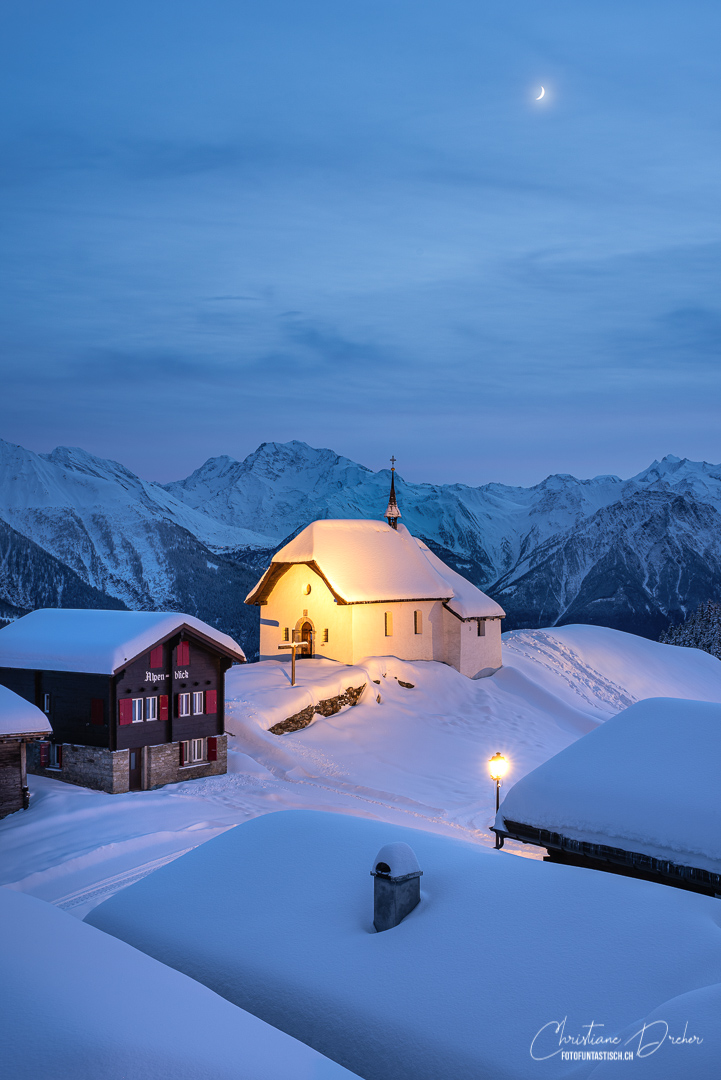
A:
390 455 396 470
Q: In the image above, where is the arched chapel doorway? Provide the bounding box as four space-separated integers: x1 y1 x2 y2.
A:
297 619 313 659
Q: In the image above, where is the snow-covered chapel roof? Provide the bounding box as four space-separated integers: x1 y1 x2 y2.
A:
0 610 245 675
0 683 51 737
245 520 505 618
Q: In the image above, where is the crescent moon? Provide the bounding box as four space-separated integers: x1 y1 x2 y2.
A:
536 87 545 100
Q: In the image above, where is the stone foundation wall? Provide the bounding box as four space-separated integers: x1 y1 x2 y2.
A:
270 684 367 735
146 736 227 789
28 742 129 794
28 736 228 793
0 739 23 819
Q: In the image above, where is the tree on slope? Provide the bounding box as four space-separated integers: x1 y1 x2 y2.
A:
660 600 721 660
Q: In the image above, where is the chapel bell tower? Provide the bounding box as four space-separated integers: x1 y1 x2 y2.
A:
385 456 401 530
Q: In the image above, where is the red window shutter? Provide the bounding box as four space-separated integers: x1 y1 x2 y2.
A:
179 741 185 767
91 698 104 725
39 741 49 767
159 694 168 721
205 689 217 715
150 645 163 669
118 699 132 726
207 736 217 762
57 745 63 768
177 641 189 667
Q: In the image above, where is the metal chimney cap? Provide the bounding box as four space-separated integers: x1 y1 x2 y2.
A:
370 842 422 881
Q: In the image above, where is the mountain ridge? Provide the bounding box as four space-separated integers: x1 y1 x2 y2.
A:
2 436 721 652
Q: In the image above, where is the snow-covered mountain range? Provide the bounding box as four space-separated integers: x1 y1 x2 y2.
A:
2 436 721 651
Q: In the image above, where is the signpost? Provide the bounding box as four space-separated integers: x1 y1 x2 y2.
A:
278 638 309 685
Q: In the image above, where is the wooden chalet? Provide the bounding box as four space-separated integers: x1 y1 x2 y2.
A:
0 610 245 794
0 684 51 818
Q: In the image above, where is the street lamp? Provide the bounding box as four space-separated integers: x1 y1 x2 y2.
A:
489 752 508 849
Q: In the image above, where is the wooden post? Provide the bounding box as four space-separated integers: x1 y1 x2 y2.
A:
277 641 309 685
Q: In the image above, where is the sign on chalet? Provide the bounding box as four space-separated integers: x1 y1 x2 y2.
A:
0 610 245 794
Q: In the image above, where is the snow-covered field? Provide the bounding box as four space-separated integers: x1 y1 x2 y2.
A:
1 626 720 918
2 625 721 1079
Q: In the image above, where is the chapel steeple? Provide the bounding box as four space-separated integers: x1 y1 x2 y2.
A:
385 456 401 530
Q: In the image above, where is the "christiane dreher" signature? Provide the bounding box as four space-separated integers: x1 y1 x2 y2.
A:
530 1017 703 1061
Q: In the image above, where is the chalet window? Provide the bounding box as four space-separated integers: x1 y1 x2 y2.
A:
90 698 105 725
149 645 163 669
192 691 204 715
283 627 290 642
178 693 191 717
49 743 63 769
384 612 393 637
180 738 206 766
132 698 144 723
322 628 329 643
477 620 485 637
177 641 190 667
43 693 51 714
414 610 422 635
146 696 158 721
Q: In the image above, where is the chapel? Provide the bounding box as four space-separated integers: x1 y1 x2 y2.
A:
245 466 505 678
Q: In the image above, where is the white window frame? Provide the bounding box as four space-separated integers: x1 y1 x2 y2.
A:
49 743 62 769
178 693 191 718
146 696 158 721
132 697 144 723
192 691 205 716
43 693 51 714
181 738 206 766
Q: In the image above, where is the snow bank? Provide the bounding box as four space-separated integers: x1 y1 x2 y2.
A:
225 658 369 733
0 683 50 736
0 885 357 1079
86 810 721 1080
496 697 721 874
0 608 245 674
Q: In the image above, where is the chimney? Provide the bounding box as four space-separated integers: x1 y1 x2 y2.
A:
370 842 422 932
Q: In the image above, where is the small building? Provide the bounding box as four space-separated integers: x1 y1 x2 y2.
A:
246 469 505 678
0 683 51 818
0 609 245 794
494 697 721 897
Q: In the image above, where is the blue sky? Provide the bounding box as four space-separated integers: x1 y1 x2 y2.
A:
2 1 720 485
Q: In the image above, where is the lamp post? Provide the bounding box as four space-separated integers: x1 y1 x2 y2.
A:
488 752 508 849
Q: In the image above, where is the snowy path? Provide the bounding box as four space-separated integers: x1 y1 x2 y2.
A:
1 625 720 918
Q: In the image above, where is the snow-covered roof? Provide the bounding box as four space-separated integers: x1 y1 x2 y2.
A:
246 519 504 617
2 887 353 1080
496 697 721 875
0 683 51 737
0 610 245 675
87 809 721 1080
415 539 505 618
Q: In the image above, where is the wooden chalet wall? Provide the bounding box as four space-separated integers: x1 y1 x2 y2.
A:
114 631 228 752
0 668 112 748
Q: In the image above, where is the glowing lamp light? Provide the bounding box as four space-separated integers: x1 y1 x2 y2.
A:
489 752 509 849
488 752 507 782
